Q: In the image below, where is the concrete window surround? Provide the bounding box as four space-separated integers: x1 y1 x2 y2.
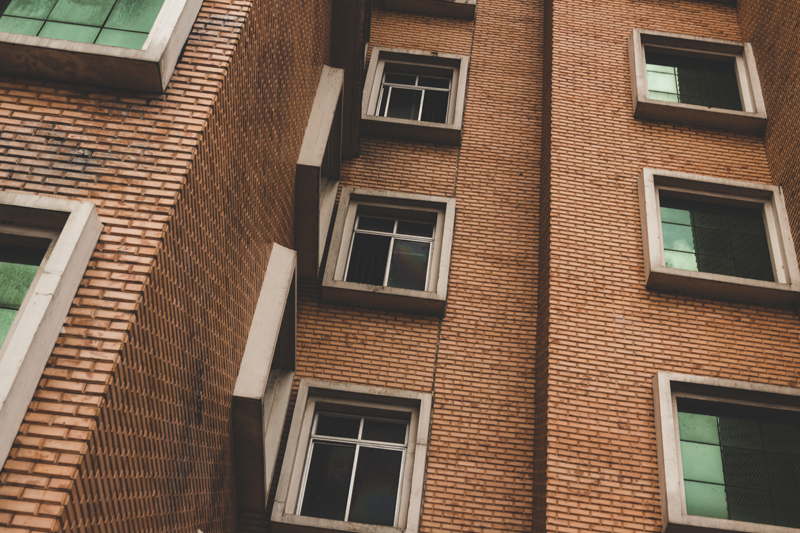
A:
296 65 344 280
653 371 800 533
638 168 800 307
232 243 297 512
361 47 469 145
271 379 432 533
0 0 202 92
628 29 767 135
322 187 456 315
383 0 477 19
0 192 102 470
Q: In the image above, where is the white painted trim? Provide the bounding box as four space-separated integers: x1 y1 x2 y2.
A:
0 192 102 471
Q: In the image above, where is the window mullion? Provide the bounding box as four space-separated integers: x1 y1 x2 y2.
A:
344 444 361 521
384 237 395 286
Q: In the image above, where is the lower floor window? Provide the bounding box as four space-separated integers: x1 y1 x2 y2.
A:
678 399 800 527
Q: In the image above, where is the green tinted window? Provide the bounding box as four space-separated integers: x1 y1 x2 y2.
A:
678 400 800 528
0 243 47 348
0 0 165 50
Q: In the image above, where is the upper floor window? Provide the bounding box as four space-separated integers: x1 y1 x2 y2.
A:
377 70 451 124
646 51 742 111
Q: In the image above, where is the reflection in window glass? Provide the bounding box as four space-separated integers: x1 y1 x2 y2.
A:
0 0 165 49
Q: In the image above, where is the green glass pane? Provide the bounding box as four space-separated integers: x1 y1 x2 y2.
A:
39 21 99 43
679 412 719 445
105 0 164 33
684 481 728 519
665 250 698 271
661 206 692 225
95 28 146 49
647 70 678 94
646 63 675 75
649 90 680 103
0 307 17 349
681 441 725 484
0 15 45 36
3 0 58 19
48 0 115 26
663 223 695 253
0 262 39 309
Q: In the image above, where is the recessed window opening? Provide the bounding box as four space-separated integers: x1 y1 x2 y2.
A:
344 214 435 291
676 398 800 527
659 195 774 282
645 47 742 111
298 412 409 527
377 69 451 124
0 0 166 49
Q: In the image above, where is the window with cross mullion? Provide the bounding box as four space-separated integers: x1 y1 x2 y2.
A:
377 71 451 124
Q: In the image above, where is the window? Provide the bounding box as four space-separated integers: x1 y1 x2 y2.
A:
271 379 432 533
653 372 800 533
628 29 767 134
638 168 800 307
322 188 456 315
0 192 102 471
362 47 469 145
383 0 476 19
0 0 202 92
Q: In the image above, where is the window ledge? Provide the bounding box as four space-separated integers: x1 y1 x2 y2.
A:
0 0 202 92
384 0 477 20
360 114 463 144
322 279 448 315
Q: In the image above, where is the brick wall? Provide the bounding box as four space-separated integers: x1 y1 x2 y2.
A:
0 0 331 531
536 1 797 532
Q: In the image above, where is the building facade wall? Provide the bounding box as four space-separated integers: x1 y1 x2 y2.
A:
0 1 331 531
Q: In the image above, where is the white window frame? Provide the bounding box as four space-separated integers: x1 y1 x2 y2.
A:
322 187 456 315
383 0 477 19
0 192 102 470
654 371 800 533
232 243 296 512
0 0 202 92
271 379 432 533
628 29 767 134
362 47 469 145
638 168 800 307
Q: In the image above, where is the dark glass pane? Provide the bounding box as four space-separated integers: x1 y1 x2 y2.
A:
731 232 771 263
720 446 769 490
346 233 391 286
362 420 406 444
646 51 742 111
105 0 164 33
315 415 361 439
384 72 417 85
95 28 147 49
418 76 450 89
39 21 99 43
396 220 434 238
48 0 115 26
765 452 800 494
726 486 775 525
385 87 422 120
762 421 800 455
2 0 58 18
387 240 430 291
421 90 448 123
734 261 774 282
348 447 403 526
719 416 763 450
773 492 800 528
300 443 356 521
693 210 729 231
358 216 395 233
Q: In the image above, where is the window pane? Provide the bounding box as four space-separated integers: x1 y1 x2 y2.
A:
0 261 40 309
95 28 147 49
762 421 800 455
385 87 422 121
0 15 44 35
678 412 719 445
681 441 725 484
421 90 448 123
647 70 678 94
2 0 58 19
346 233 391 286
660 205 692 225
348 447 403 526
384 72 416 85
358 216 395 233
39 21 99 43
664 250 698 271
774 493 800 528
649 91 680 103
387 240 430 291
362 420 406 444
662 223 695 253
396 220 434 238
315 415 361 439
720 446 769 490
718 416 763 450
646 51 742 111
48 0 115 26
300 443 356 521
105 0 164 33
0 307 18 348
726 486 775 525
418 76 450 89
684 480 728 519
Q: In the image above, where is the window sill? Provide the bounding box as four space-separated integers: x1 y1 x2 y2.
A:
271 513 403 533
360 114 463 145
633 98 767 135
321 279 448 315
0 0 201 92
384 0 477 20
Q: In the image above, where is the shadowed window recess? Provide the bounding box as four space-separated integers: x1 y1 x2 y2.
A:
678 399 800 527
299 413 408 527
0 0 165 49
660 196 773 282
646 50 742 111
345 215 435 291
376 70 451 124
0 242 47 348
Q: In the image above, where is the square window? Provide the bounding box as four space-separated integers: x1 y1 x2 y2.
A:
638 168 800 307
322 188 456 315
0 192 102 470
0 0 202 92
271 379 432 533
628 29 767 134
654 372 800 533
361 47 469 145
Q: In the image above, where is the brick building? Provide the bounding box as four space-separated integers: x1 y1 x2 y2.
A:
0 0 798 532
